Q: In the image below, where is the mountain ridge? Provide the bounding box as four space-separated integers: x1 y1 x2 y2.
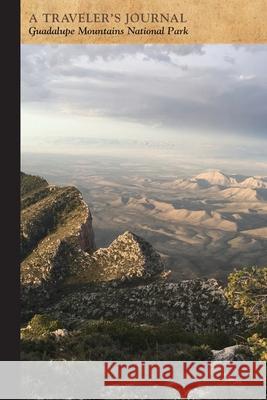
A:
178 169 267 191
194 170 238 187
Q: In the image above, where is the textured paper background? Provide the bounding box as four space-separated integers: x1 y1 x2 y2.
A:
21 0 267 44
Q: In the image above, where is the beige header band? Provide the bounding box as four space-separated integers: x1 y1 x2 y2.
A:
21 0 267 44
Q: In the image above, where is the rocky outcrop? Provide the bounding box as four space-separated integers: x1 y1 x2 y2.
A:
47 278 246 334
20 174 165 318
21 186 84 259
53 231 166 290
21 173 96 317
21 172 48 197
94 231 163 279
67 231 165 284
212 345 253 361
21 173 248 338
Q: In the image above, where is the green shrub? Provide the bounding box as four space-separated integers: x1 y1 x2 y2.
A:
21 317 229 361
247 334 267 361
226 266 267 335
21 314 62 339
21 337 57 360
21 172 48 197
190 345 213 360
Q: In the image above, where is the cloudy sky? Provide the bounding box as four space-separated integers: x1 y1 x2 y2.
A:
21 44 267 174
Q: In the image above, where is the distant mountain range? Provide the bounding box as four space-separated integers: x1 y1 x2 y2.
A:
176 169 267 189
174 170 267 202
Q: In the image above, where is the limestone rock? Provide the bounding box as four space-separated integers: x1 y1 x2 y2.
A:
92 231 164 281
52 328 69 340
212 345 253 361
63 231 166 287
47 278 246 334
20 174 165 318
21 173 96 317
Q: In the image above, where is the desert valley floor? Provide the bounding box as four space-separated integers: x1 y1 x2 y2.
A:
22 154 267 280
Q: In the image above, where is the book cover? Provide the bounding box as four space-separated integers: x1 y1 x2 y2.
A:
12 0 267 398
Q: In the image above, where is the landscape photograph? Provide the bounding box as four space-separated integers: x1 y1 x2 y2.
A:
21 44 267 362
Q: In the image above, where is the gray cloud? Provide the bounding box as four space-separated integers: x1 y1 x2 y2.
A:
224 55 235 64
21 44 267 139
21 44 204 72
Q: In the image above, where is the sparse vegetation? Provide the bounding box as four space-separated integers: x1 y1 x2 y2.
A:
21 317 220 361
226 266 267 335
247 333 267 361
21 314 62 339
20 174 95 317
21 172 48 197
226 266 267 360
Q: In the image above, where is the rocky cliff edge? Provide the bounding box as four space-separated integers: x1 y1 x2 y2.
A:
21 173 246 336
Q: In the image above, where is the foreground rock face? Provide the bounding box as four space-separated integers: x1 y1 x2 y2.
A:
21 173 247 337
48 278 246 334
94 231 164 280
21 173 96 315
21 174 165 318
66 231 165 285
